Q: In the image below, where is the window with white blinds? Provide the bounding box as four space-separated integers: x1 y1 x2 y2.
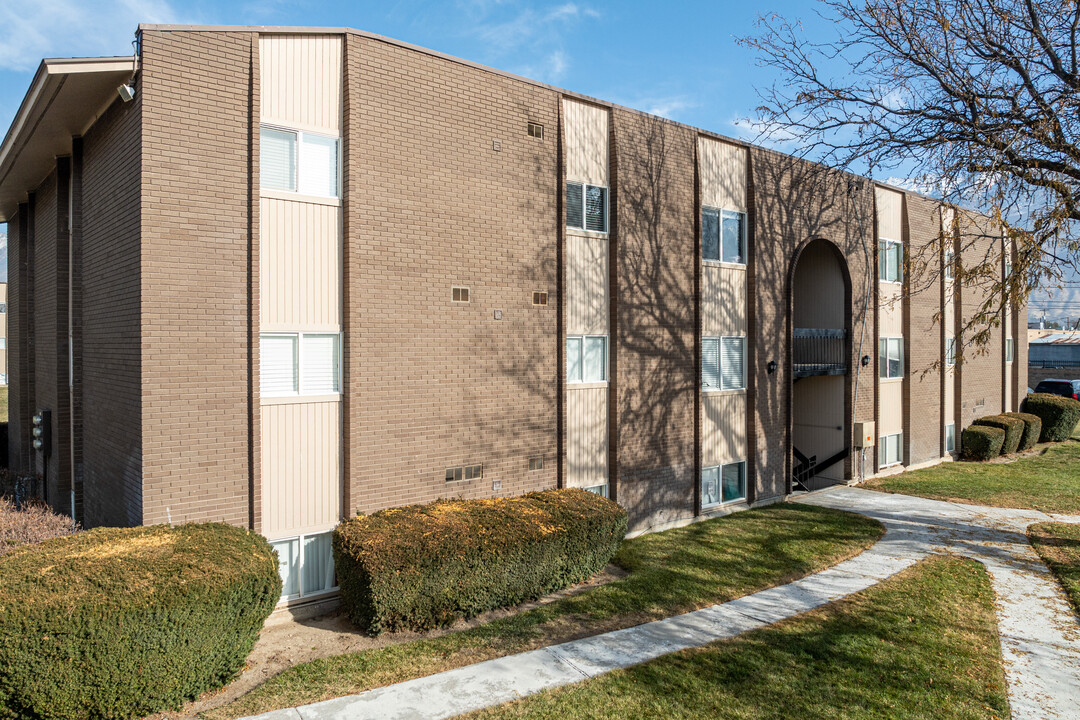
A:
299 134 339 197
260 125 340 198
261 334 297 396
261 128 296 191
566 182 608 232
702 336 746 391
260 332 341 397
301 334 341 394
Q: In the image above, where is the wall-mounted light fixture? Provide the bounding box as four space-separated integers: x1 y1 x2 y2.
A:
861 355 871 367
117 83 136 102
767 360 778 374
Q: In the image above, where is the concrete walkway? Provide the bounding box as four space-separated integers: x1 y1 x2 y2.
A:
245 487 1080 720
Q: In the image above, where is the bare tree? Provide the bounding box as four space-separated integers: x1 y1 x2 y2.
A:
740 0 1080 346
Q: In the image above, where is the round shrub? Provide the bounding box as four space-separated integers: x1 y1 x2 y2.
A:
0 523 281 719
973 414 1024 455
334 489 628 634
1021 393 1080 442
1003 412 1042 451
961 424 1006 461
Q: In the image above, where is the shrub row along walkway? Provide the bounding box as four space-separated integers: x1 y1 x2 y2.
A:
244 488 1080 720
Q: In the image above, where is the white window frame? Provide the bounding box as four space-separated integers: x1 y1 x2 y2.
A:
261 331 342 398
260 124 342 199
879 432 903 468
944 249 955 280
945 337 956 367
702 336 747 392
583 484 610 499
701 206 747 265
879 239 903 284
701 460 747 509
565 181 609 233
945 423 956 454
270 530 338 603
1005 338 1014 363
879 337 904 379
566 334 608 383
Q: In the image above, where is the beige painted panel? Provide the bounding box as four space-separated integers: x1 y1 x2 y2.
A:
879 282 903 337
702 265 746 335
260 34 342 134
879 380 903 436
792 375 846 481
944 369 955 422
260 197 341 329
566 235 609 335
702 392 747 467
1005 365 1012 411
261 400 342 538
566 385 608 488
698 137 747 213
563 99 608 186
876 186 903 241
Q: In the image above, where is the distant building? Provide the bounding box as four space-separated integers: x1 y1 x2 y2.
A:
1029 332 1080 387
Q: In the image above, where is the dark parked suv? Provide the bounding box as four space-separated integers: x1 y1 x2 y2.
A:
1033 379 1080 400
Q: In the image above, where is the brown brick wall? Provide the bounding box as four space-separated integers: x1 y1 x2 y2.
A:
7 209 23 471
31 170 60 500
138 30 255 527
81 93 143 527
345 36 560 514
904 193 943 464
610 110 697 531
750 150 876 498
957 213 1004 429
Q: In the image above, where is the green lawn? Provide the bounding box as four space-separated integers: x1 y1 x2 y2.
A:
465 556 1009 720
1029 522 1080 616
206 504 883 719
864 434 1080 514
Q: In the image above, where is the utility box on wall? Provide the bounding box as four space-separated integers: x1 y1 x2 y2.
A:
854 421 875 448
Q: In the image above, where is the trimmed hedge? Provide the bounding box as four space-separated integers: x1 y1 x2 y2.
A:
1022 393 1080 443
1004 412 1043 452
973 414 1024 455
962 425 1006 461
333 489 628 634
0 523 281 719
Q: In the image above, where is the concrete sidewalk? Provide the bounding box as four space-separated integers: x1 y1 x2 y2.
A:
245 487 1080 720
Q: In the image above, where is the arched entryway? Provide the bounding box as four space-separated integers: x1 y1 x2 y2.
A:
789 239 852 492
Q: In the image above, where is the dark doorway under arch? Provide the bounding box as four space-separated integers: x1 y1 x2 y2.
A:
789 239 852 492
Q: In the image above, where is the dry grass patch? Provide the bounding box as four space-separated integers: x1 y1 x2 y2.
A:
1029 522 1080 616
0 497 77 557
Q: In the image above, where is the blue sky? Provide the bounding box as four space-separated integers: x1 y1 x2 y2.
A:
0 0 1072 319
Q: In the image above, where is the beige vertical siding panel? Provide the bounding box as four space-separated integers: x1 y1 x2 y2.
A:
260 198 341 328
566 236 609 335
563 99 608 185
879 283 903 337
260 34 342 134
701 392 747 467
701 266 746 335
566 386 608 488
879 381 903 436
944 369 955 424
698 137 747 212
261 400 342 538
875 187 903 241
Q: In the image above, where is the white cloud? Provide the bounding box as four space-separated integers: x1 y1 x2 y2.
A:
641 97 693 121
0 0 188 71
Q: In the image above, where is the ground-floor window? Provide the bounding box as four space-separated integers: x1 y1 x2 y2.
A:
945 424 956 454
701 461 747 508
269 530 337 601
879 432 903 468
583 484 609 499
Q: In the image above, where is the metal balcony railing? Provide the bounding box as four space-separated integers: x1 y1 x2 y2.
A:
793 328 848 377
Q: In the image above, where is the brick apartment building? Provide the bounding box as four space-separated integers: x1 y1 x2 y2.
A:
0 26 1024 603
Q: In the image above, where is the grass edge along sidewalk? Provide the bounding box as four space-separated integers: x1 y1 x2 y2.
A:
205 504 883 719
863 434 1080 515
1029 522 1080 617
463 556 1009 720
